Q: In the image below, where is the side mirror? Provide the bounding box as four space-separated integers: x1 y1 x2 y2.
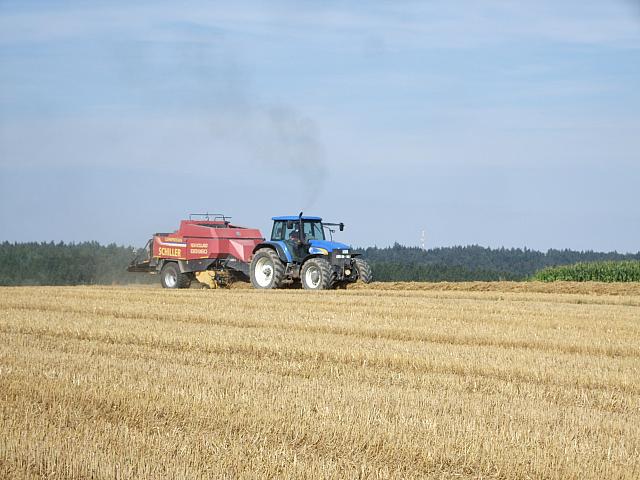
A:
339 223 344 232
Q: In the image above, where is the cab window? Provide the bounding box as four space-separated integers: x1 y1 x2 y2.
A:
303 221 325 241
271 221 286 240
272 221 302 241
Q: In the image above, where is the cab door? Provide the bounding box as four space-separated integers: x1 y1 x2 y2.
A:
272 220 307 262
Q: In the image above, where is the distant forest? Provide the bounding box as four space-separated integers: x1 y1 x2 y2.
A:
359 244 640 281
0 242 152 286
0 241 639 286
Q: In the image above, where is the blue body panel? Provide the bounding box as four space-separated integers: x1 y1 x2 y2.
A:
309 239 350 252
264 240 293 262
272 215 322 221
258 239 349 263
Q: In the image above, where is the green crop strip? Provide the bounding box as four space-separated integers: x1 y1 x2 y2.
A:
533 260 640 282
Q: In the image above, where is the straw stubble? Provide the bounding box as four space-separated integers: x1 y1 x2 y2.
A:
1 285 638 479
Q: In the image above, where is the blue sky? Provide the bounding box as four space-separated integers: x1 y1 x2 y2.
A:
1 0 639 251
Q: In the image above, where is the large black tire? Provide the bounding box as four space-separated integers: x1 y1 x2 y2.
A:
301 258 332 290
160 262 191 289
250 248 285 289
354 258 373 284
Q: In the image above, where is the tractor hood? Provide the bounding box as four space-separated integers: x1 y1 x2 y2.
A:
309 239 351 252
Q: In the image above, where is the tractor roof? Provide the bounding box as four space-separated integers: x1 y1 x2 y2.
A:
272 215 322 222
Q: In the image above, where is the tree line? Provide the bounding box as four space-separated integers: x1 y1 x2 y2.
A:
0 241 638 285
0 241 153 286
357 244 640 281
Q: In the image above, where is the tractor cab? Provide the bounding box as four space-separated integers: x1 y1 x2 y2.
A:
270 215 350 262
271 216 325 242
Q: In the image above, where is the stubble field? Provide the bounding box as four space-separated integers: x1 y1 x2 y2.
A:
1 283 639 479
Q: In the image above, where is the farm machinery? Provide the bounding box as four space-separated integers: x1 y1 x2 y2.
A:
127 214 263 289
250 214 372 290
128 213 372 290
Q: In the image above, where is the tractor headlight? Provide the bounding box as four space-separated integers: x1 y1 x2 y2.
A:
309 247 329 255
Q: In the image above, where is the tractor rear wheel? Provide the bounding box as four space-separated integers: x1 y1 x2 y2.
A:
250 249 285 289
301 258 332 290
354 258 373 284
160 262 192 289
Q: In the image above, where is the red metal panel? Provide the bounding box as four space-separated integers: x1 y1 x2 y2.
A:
153 236 187 260
153 219 264 263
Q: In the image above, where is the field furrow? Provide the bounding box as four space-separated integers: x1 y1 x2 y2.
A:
1 285 639 479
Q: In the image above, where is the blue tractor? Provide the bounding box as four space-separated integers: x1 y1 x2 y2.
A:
250 213 372 290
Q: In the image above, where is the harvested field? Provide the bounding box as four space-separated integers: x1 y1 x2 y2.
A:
1 284 639 479
348 280 640 296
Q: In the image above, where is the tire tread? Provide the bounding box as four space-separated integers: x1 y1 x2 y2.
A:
250 248 285 289
354 258 373 284
301 258 332 290
160 262 191 289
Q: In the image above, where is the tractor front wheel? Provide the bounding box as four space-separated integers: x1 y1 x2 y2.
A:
160 262 192 289
250 249 285 289
354 258 373 284
301 258 332 290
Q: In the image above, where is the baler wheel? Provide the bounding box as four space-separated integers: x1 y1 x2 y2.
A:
160 262 192 289
301 258 332 290
354 258 373 284
250 249 285 289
